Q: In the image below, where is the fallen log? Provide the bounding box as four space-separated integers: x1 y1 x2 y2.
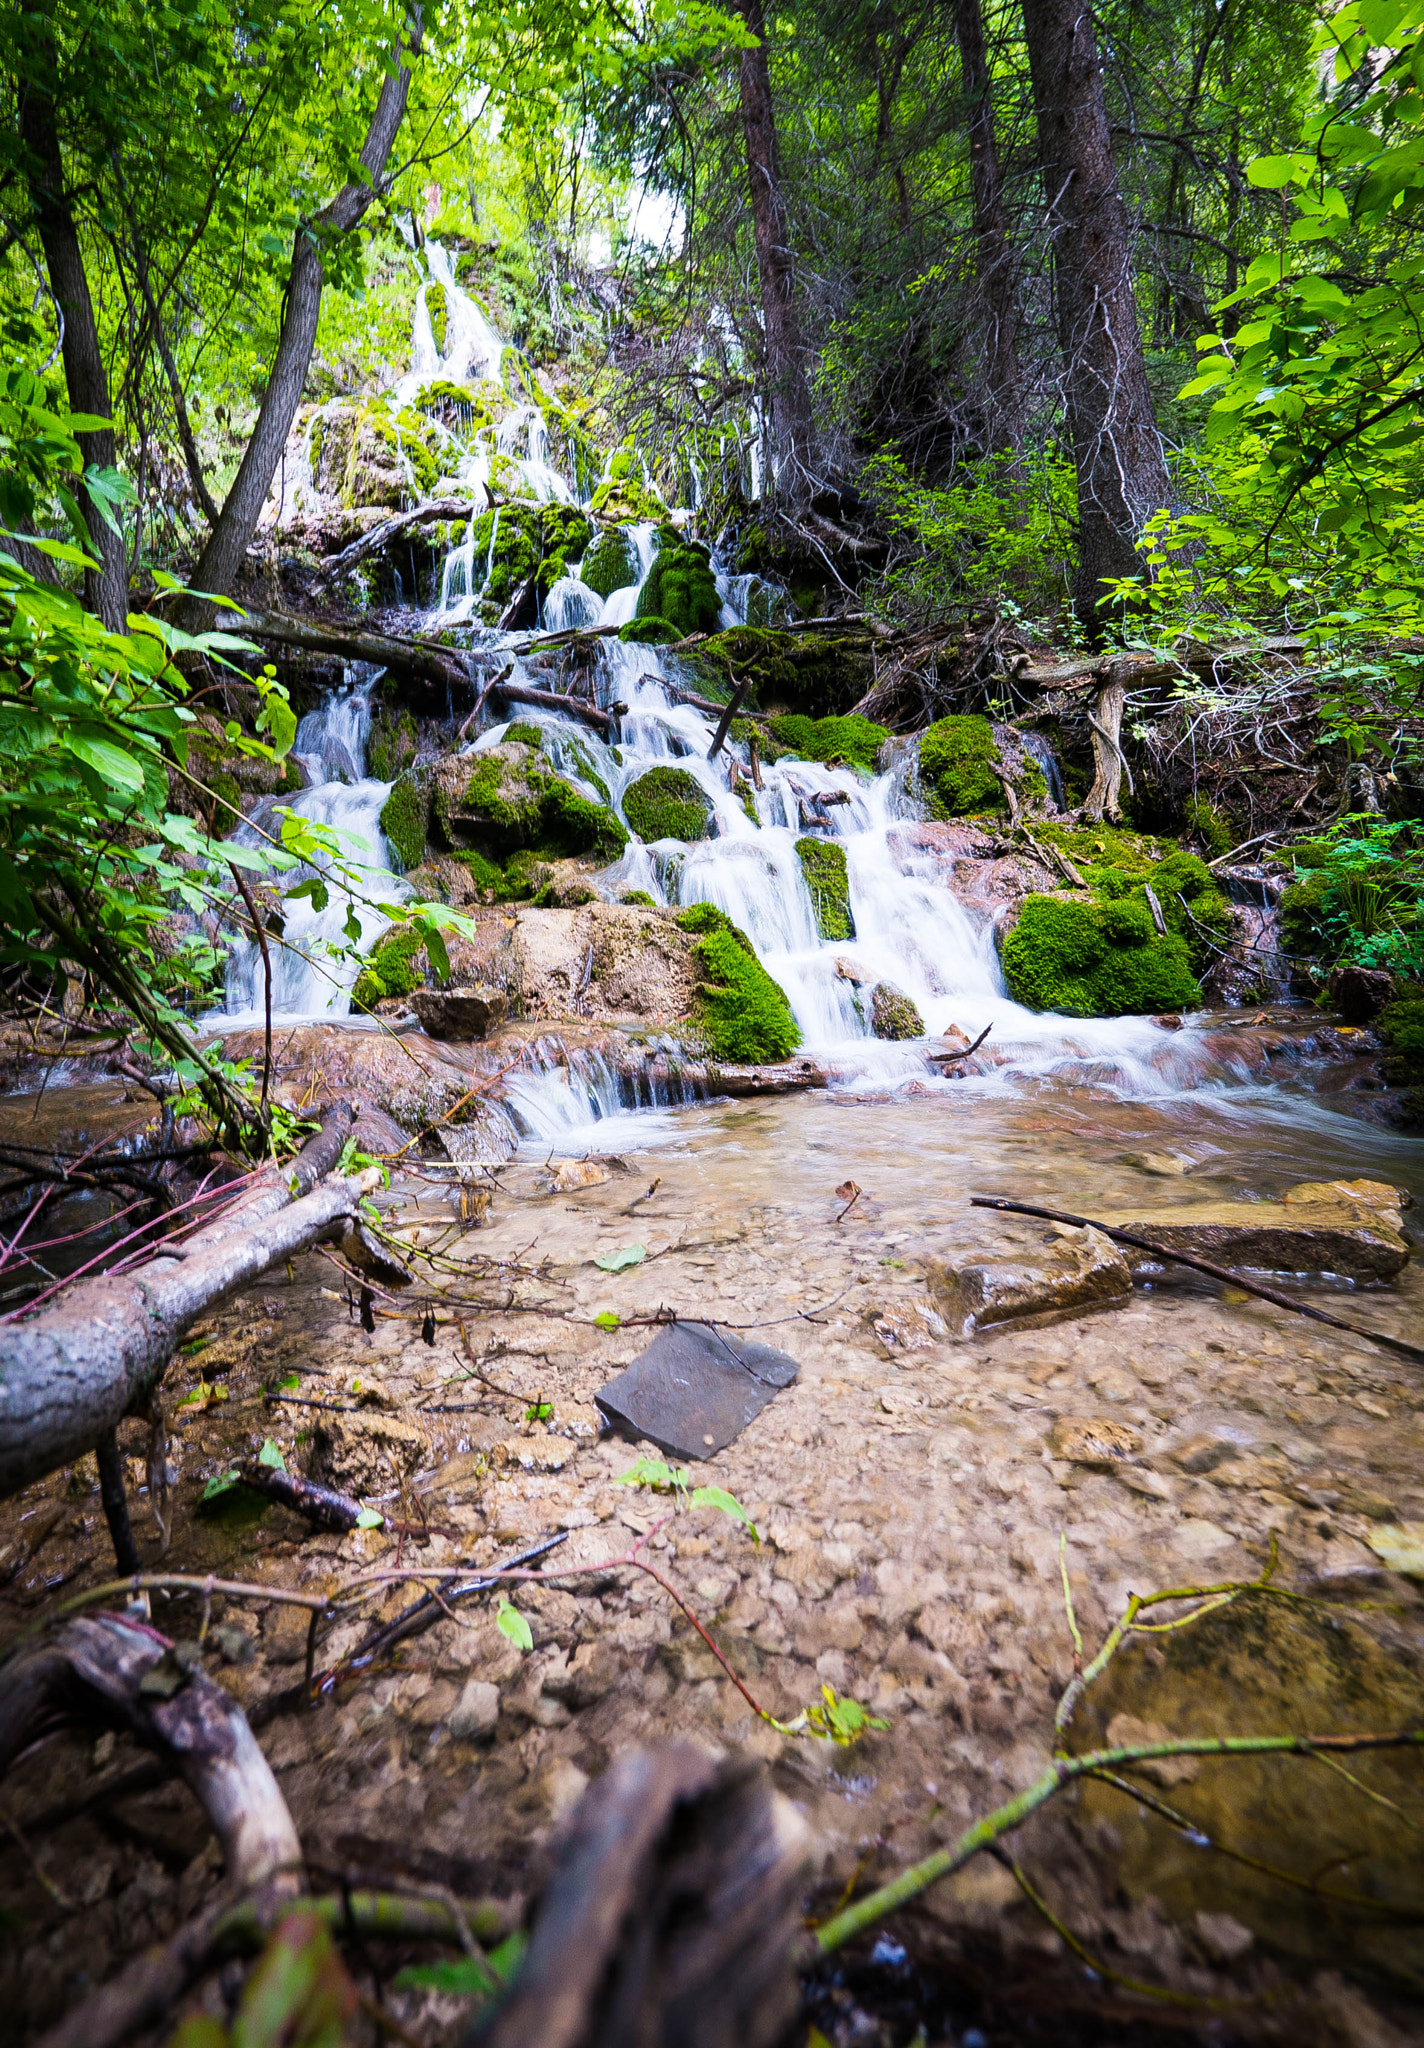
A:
313 497 475 580
0 1104 413 1500
237 606 469 690
488 675 615 735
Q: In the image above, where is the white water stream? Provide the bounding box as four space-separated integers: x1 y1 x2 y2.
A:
220 242 1297 1144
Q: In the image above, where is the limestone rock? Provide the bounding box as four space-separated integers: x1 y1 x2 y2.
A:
869 981 925 1040
303 1412 429 1493
409 984 509 1040
1101 1196 1409 1282
1106 1712 1200 1786
927 1223 1132 1336
872 1298 948 1355
1050 1416 1141 1468
543 1158 610 1191
1195 1912 1255 1963
449 1678 500 1741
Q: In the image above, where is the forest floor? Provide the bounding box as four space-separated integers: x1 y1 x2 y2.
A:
3 1061 1424 2046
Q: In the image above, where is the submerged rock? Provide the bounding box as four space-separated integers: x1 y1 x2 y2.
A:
927 1223 1133 1335
1104 1190 1410 1282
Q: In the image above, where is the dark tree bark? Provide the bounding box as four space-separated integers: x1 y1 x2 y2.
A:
952 0 1025 447
735 0 815 503
16 6 127 630
1020 0 1171 627
183 10 422 613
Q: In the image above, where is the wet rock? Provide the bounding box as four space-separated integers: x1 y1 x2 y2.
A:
1283 1177 1409 1222
1195 1911 1255 1963
1106 1712 1200 1786
597 1321 799 1459
1050 1416 1141 1468
1328 963 1395 1023
872 1298 948 1355
409 983 509 1039
702 1057 826 1096
1102 1195 1409 1282
449 1678 500 1741
543 1158 610 1191
1364 1524 1424 1578
869 981 925 1040
927 1223 1132 1335
303 1412 429 1493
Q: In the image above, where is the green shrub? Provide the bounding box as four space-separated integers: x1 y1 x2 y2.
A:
796 836 854 940
623 766 711 843
675 903 801 1062
1001 895 1201 1016
379 775 429 872
918 715 1003 817
620 888 656 907
770 713 889 774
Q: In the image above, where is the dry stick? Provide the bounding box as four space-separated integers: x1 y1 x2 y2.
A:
228 861 274 1116
812 1728 1424 1956
928 1022 993 1064
706 673 751 760
969 1196 1424 1367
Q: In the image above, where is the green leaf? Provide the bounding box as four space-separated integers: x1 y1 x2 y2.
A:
617 1456 689 1493
1246 153 1313 189
393 1955 501 1997
354 1507 384 1529
594 1310 621 1330
201 1469 241 1502
497 1595 533 1651
422 920 451 983
66 732 145 792
258 1438 287 1471
594 1243 646 1271
688 1485 760 1542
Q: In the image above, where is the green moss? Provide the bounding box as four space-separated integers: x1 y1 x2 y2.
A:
469 506 542 613
1280 867 1335 954
634 535 721 637
379 775 429 873
550 735 611 805
771 713 889 775
1001 895 1202 1016
451 749 628 863
918 715 1003 818
1379 985 1424 1124
367 708 418 783
870 982 924 1039
620 888 656 907
207 771 242 834
426 281 447 353
620 614 681 645
278 758 307 795
503 722 545 749
581 525 640 599
1184 797 1234 858
796 837 854 940
675 903 801 1063
589 447 666 522
351 922 431 1011
537 504 593 595
687 626 875 721
623 766 712 843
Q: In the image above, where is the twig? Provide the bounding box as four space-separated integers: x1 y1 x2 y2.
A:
927 1022 993 1063
969 1195 1424 1366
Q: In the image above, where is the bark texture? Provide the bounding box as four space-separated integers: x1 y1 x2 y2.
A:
952 0 1024 446
471 1743 810 2048
1083 671 1130 821
736 0 814 502
1021 0 1171 624
16 4 127 630
184 11 422 611
0 1105 365 1498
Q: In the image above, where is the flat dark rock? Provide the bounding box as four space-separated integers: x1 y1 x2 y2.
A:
596 1321 799 1460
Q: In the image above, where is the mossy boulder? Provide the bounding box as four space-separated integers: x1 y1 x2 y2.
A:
352 922 432 1011
1000 894 1201 1017
688 626 875 720
675 902 801 1063
581 525 641 599
634 532 721 637
620 615 681 646
772 714 889 775
367 706 419 784
588 447 666 523
797 837 854 940
342 396 442 508
870 982 924 1039
502 721 545 750
1183 797 1234 858
918 715 1005 818
435 743 628 863
623 766 712 843
379 775 430 873
537 505 593 595
1379 984 1424 1126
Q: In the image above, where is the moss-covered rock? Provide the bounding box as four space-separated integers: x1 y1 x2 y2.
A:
918 715 1004 818
581 525 641 599
1001 894 1201 1016
1280 866 1335 955
797 837 854 940
634 532 721 637
623 766 712 844
870 981 924 1039
367 706 419 784
351 922 432 1011
537 505 593 596
620 888 657 907
1377 983 1424 1124
342 395 442 508
772 714 889 775
588 447 666 523
620 614 681 645
688 626 875 721
468 505 542 614
379 775 429 873
503 722 545 750
675 902 801 1063
435 743 628 864
1183 797 1234 858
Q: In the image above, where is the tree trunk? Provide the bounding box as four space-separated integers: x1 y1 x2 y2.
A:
0 1105 414 1500
951 0 1025 447
16 6 128 631
1083 670 1130 821
735 0 814 504
183 10 423 615
1020 0 1170 628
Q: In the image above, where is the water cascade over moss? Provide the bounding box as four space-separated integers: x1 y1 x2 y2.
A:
622 766 712 843
675 902 801 1063
796 837 854 940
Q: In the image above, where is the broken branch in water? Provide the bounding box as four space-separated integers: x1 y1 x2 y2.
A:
969 1194 1424 1366
928 1022 993 1063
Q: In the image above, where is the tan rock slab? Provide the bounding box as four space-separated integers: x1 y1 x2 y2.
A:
927 1223 1132 1335
1049 1416 1141 1467
1100 1197 1409 1282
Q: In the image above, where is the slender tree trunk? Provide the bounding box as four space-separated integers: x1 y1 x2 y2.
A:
952 0 1025 448
735 0 815 503
183 10 422 613
16 8 127 630
1020 0 1170 628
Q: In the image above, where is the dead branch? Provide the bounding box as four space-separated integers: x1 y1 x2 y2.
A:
314 498 474 581
237 607 468 691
